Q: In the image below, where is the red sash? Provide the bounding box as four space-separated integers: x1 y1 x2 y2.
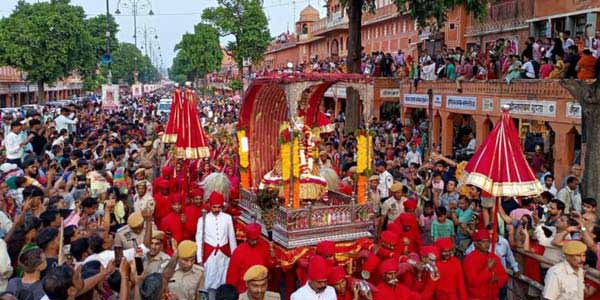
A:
202 243 231 263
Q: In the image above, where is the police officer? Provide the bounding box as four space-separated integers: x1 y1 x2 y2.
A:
168 240 205 300
143 230 170 273
114 212 148 250
239 265 280 300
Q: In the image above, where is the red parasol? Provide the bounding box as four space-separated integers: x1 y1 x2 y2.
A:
174 86 211 159
463 106 543 197
162 86 183 144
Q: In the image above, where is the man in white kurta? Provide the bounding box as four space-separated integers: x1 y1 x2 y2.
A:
291 256 337 300
196 192 237 290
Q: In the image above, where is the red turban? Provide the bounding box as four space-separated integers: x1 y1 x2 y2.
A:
208 192 225 206
362 254 381 278
419 245 439 258
245 223 262 240
161 165 174 178
380 231 398 246
403 199 417 210
378 258 399 275
308 256 331 281
387 222 402 234
169 194 182 204
471 229 490 242
316 240 336 257
156 178 170 189
435 237 454 251
190 189 203 198
328 266 346 285
398 213 416 226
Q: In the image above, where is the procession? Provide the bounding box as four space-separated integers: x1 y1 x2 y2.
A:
1 0 600 300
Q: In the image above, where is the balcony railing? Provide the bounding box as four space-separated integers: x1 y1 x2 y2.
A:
466 0 535 36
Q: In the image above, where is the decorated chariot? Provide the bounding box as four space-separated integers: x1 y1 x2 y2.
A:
236 73 376 249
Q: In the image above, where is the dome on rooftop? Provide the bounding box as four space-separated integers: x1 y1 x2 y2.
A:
299 5 319 22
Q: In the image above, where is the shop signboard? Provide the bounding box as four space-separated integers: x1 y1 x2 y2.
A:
483 98 494 111
446 96 477 110
101 84 120 109
404 94 442 107
500 99 556 117
380 88 400 98
566 102 581 118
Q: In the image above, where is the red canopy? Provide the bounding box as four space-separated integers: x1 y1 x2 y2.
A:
174 87 210 159
463 106 543 197
162 87 183 144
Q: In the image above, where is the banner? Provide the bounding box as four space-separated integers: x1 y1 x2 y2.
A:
131 84 143 98
500 99 556 117
483 98 494 111
101 84 120 109
446 96 477 110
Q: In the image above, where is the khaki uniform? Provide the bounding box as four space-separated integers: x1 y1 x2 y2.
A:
239 291 281 300
138 148 157 180
168 264 205 300
381 196 406 225
144 251 170 274
114 226 146 250
543 260 584 300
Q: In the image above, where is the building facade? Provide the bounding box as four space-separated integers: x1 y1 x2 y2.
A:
0 66 82 107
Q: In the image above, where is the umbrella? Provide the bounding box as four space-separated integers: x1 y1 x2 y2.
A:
174 87 211 159
162 86 183 144
463 105 543 197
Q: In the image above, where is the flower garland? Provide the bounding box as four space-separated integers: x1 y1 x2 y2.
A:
293 137 300 178
355 129 374 205
279 123 292 181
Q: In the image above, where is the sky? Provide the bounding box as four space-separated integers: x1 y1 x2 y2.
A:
0 0 327 72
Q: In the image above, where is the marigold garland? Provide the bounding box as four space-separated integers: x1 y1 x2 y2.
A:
356 175 366 204
293 137 300 178
356 134 368 173
281 143 292 181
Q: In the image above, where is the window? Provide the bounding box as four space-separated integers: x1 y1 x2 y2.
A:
402 20 406 32
449 23 455 30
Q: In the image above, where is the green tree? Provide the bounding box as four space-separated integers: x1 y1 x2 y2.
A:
339 0 488 133
202 0 270 84
81 14 120 92
0 0 95 103
174 23 223 84
111 42 159 85
169 51 193 84
85 14 119 60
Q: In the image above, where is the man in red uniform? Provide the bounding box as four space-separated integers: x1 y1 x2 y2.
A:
376 231 398 260
412 246 438 300
463 230 508 300
433 237 467 300
391 213 422 253
152 178 172 222
153 164 175 192
183 188 204 240
328 266 353 300
361 253 381 285
296 240 336 286
226 223 274 293
373 258 421 300
158 194 185 243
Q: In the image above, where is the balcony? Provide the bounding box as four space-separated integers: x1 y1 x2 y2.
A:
465 0 535 37
311 12 349 36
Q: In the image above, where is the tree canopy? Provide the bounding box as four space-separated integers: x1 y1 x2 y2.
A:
395 0 488 29
110 43 159 85
172 23 223 83
202 0 270 69
0 0 95 102
85 14 119 60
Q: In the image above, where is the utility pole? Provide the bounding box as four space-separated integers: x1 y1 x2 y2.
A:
106 0 112 83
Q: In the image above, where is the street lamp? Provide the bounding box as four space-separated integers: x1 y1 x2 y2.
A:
136 24 158 57
115 0 154 49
